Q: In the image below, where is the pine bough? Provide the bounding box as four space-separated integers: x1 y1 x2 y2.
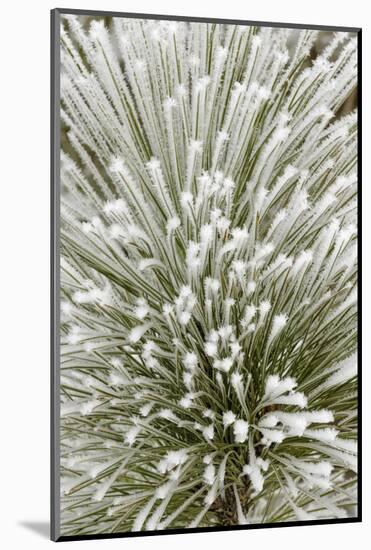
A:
59 15 358 536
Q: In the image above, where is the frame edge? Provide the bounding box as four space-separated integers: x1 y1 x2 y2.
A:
51 7 61 543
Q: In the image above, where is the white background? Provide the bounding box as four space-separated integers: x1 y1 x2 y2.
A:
0 0 368 548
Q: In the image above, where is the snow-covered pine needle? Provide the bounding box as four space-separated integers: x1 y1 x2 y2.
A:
59 15 358 535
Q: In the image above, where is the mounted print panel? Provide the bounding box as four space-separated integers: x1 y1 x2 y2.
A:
51 9 360 541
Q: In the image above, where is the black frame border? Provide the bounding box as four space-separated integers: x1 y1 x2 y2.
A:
51 8 362 542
